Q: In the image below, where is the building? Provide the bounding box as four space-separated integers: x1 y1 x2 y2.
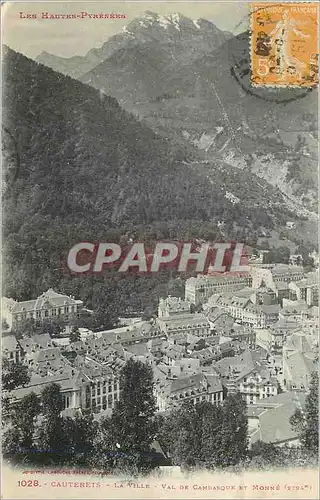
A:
282 333 318 392
255 319 299 357
215 350 278 404
248 391 307 448
273 281 290 304
157 313 211 337
8 369 84 411
19 333 53 354
155 372 223 412
2 289 83 329
251 264 305 290
207 291 280 328
185 273 252 305
162 344 185 365
7 348 121 414
158 296 190 318
289 271 319 306
2 335 23 363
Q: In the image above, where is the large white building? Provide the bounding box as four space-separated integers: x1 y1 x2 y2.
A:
2 289 83 329
154 372 223 412
157 313 211 337
185 272 252 305
251 264 305 290
207 289 280 328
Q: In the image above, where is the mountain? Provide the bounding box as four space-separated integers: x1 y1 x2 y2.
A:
3 46 299 304
80 29 318 213
36 11 232 79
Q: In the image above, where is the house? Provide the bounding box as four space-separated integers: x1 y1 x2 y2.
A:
5 345 122 415
157 313 210 337
2 289 83 329
158 296 190 318
146 337 163 356
162 344 185 365
282 339 318 392
19 333 53 354
286 221 296 229
248 391 306 447
2 335 23 363
189 346 220 365
215 350 278 404
207 291 280 328
155 372 223 412
289 271 319 306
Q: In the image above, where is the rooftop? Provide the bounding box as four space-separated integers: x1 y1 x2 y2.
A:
2 335 19 352
271 264 304 276
4 289 83 314
250 391 307 445
186 273 251 286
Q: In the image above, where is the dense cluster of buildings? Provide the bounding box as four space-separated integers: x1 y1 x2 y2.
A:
2 263 318 448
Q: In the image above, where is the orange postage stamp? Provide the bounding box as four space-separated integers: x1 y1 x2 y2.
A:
250 2 319 87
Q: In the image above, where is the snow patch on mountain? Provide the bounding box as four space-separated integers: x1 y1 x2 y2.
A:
169 13 181 31
193 19 201 29
140 11 183 31
122 26 133 35
157 15 172 29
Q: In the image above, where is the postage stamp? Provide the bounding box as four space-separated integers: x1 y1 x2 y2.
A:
250 2 319 87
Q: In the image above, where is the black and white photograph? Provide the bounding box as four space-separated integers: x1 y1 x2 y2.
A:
1 1 319 498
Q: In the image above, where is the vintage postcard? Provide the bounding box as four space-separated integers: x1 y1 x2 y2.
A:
1 1 319 499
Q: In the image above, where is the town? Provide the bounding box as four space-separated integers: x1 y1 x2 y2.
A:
2 258 318 453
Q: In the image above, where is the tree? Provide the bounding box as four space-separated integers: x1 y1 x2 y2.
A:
249 441 280 468
219 392 248 466
290 408 305 438
161 401 204 470
11 318 37 338
64 412 97 465
111 359 157 473
2 358 30 391
89 415 116 470
190 303 203 314
2 427 22 458
291 371 319 454
37 383 66 462
69 326 80 343
263 246 290 265
14 392 41 450
201 402 223 469
158 401 223 471
41 318 64 336
2 392 40 461
40 383 63 415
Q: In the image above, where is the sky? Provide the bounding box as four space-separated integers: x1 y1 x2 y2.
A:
2 1 251 58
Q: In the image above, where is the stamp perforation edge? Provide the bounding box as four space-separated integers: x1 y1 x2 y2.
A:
250 2 319 88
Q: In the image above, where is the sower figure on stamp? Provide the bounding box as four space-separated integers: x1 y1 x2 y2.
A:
269 9 310 80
